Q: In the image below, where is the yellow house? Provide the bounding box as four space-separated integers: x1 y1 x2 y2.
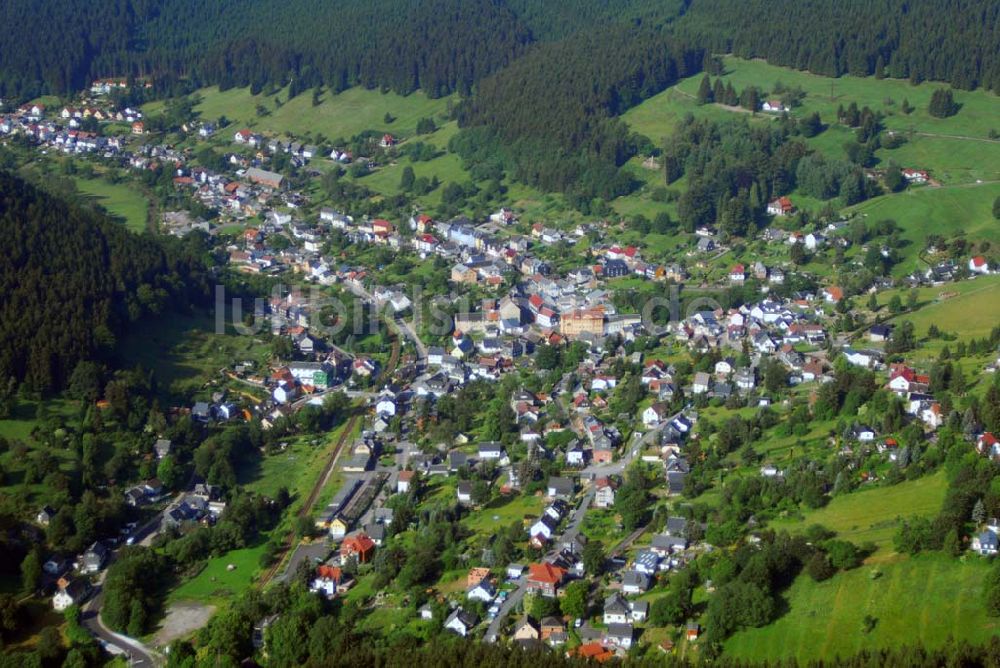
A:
329 517 349 539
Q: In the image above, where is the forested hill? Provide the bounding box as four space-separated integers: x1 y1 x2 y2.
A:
673 0 1000 91
451 28 702 201
0 171 213 392
0 0 532 100
1 0 998 101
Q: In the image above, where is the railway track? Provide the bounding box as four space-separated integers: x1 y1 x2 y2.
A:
259 411 359 586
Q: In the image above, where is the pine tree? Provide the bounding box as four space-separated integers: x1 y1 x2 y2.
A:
696 75 713 104
712 78 725 103
928 88 959 118
973 499 987 525
400 165 415 191
875 55 886 79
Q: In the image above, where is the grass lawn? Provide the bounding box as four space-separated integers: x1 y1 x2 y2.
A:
724 552 996 662
73 176 150 232
462 492 543 536
768 471 948 553
168 543 270 604
148 85 452 142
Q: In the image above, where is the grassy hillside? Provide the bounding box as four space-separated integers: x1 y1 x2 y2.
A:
724 552 995 662
147 85 452 142
885 275 1000 338
624 56 1000 187
73 176 150 232
846 183 1000 277
768 472 948 553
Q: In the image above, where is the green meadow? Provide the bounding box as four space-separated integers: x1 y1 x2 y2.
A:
846 182 1000 276
168 543 270 604
147 85 451 141
725 552 995 662
73 176 151 232
624 56 1000 187
768 472 948 553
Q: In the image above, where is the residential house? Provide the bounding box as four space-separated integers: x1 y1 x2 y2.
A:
547 476 575 499
526 563 566 598
621 570 650 594
973 530 999 556
692 372 711 394
444 608 478 636
594 477 617 508
513 616 540 642
605 623 634 649
467 579 496 602
478 442 509 465
767 197 794 216
80 542 109 573
603 593 631 624
53 579 90 611
397 470 414 494
970 256 990 275
340 533 376 564
37 506 56 526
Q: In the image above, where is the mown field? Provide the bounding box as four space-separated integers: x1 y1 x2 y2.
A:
73 176 150 232
725 552 995 662
768 472 948 553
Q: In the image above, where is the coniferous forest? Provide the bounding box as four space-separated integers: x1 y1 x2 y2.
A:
1 0 998 102
0 172 213 393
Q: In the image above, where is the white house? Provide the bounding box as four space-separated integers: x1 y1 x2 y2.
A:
529 515 558 541
444 609 477 636
478 442 509 466
52 580 90 611
594 479 617 508
466 580 496 602
603 594 630 625
642 402 670 427
375 393 397 417
970 256 990 274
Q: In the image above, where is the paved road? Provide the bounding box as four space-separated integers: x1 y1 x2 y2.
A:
81 569 162 667
394 316 428 363
580 406 689 479
343 281 428 365
484 490 594 643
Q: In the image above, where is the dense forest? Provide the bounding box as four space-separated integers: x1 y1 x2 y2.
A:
0 0 531 100
0 171 212 392
674 0 1000 91
451 28 702 202
1 0 998 102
